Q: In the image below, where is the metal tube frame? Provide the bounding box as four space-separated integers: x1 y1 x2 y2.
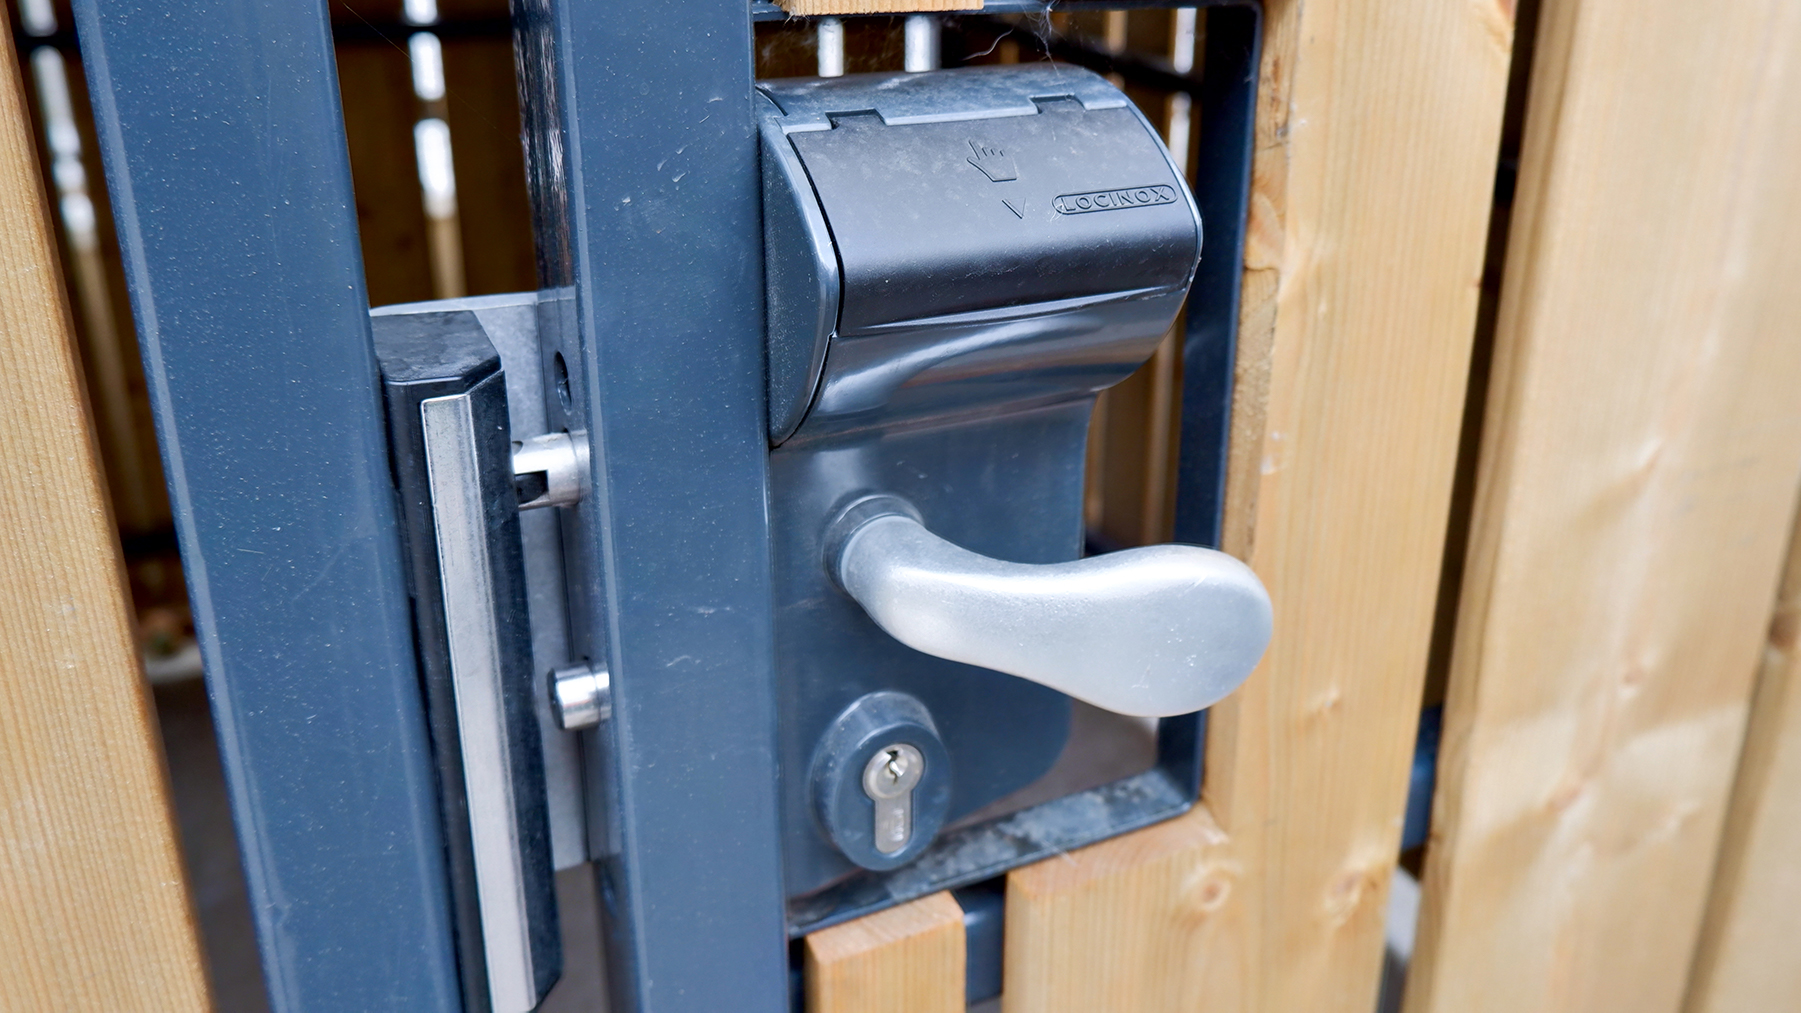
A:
69 1 1258 1009
73 2 462 1009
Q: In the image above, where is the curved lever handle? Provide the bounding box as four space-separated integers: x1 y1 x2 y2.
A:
832 500 1272 718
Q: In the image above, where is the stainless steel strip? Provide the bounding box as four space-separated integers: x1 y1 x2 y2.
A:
421 392 538 1013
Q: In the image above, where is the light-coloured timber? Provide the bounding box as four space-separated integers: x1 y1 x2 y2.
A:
804 890 964 1013
1685 512 1801 1012
0 15 212 1013
1004 0 1513 1009
1405 1 1801 1012
1004 804 1238 1011
777 0 974 15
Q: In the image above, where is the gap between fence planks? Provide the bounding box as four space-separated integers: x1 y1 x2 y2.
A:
1685 508 1801 1011
0 15 212 1013
805 890 965 1013
1000 0 1514 1009
1404 1 1801 1011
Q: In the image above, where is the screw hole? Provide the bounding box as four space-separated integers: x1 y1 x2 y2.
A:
553 351 572 411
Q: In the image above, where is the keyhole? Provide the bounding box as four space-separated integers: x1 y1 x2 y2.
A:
862 743 924 856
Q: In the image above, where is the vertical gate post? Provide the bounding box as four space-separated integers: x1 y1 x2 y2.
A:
73 3 463 1009
515 0 791 1009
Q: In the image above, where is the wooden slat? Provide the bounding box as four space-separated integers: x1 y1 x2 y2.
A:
1004 805 1238 1011
1004 0 1513 1008
336 41 434 308
442 36 537 297
1685 510 1801 1012
0 14 211 1010
1404 1 1801 1011
15 45 169 536
804 891 964 1013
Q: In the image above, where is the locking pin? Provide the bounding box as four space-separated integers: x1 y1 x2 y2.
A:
550 663 610 731
512 431 587 510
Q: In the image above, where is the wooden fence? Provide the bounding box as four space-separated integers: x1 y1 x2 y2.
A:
4 1 1801 1010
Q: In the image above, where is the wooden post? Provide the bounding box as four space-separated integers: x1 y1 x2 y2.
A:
0 16 212 1011
1002 0 1514 1009
805 891 965 1013
993 1 1506 1009
1685 510 1801 1012
1405 1 1801 1011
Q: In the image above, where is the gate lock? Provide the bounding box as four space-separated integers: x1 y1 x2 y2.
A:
758 67 1270 895
370 65 1271 1007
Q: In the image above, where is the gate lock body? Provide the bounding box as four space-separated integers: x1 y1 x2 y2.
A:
365 66 1275 969
760 67 1273 892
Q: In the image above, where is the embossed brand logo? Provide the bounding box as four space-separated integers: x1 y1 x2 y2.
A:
1053 185 1177 214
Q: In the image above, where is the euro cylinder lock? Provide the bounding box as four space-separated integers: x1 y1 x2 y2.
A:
810 691 952 871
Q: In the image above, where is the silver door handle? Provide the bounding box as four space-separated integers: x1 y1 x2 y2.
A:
830 497 1272 718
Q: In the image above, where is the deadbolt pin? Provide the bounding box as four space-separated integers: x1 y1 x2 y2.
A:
512 431 588 510
550 662 610 730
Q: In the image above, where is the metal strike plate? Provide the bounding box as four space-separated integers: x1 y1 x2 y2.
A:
371 307 561 1012
373 295 593 876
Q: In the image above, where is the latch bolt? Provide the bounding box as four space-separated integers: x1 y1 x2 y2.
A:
550 663 610 731
513 432 587 510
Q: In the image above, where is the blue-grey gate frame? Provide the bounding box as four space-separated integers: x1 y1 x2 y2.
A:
73 1 1259 1011
74 3 464 1009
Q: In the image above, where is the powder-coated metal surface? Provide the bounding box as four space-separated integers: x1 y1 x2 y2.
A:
73 2 462 1008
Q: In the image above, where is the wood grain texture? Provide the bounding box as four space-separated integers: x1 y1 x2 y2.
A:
336 41 434 308
804 891 964 1013
1199 0 1512 1008
1685 512 1801 1012
1405 1 1801 1011
777 0 973 14
0 16 212 1012
442 35 537 297
17 46 168 536
1005 0 1513 1009
1004 806 1238 1012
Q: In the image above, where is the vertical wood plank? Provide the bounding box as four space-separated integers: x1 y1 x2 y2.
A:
1005 0 1514 1009
0 14 211 1010
1684 511 1801 1013
1405 1 1801 1011
805 891 965 1013
336 41 434 307
442 35 537 296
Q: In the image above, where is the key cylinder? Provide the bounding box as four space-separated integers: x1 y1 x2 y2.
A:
810 691 951 871
863 744 924 854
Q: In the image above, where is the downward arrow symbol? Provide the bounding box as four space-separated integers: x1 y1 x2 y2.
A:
966 139 1018 182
